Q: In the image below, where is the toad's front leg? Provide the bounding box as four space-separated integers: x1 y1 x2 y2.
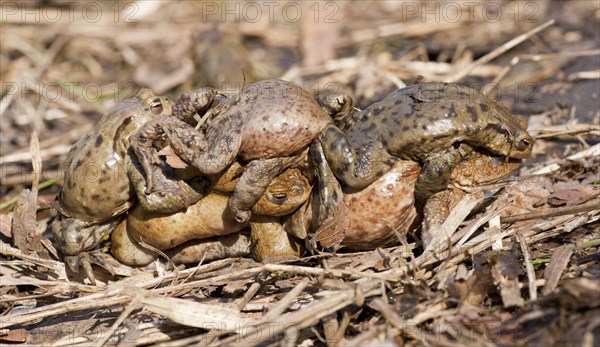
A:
128 157 205 214
131 116 208 193
421 188 465 248
316 124 396 190
309 140 344 227
172 87 218 121
250 215 305 262
228 157 285 224
414 144 473 204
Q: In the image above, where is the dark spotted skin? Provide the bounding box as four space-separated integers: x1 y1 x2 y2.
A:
132 80 335 224
51 89 203 281
315 82 534 206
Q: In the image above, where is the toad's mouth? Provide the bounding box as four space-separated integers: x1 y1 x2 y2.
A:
472 147 524 165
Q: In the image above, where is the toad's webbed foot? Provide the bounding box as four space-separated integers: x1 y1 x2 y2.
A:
64 252 115 286
64 253 96 285
228 157 285 224
172 87 217 121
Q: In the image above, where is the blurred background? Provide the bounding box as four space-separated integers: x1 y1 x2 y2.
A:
1 0 599 207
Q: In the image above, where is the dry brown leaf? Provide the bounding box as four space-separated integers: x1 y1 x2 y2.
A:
223 278 252 294
324 251 387 272
542 246 573 295
140 293 254 330
157 145 189 169
489 251 525 308
0 328 27 343
11 189 36 252
547 185 600 207
501 179 552 216
548 189 587 207
0 212 12 238
314 202 349 249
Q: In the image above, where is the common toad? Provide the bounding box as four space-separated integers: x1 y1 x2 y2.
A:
111 168 310 266
132 79 341 223
312 82 533 212
421 150 523 246
292 160 421 250
50 89 202 281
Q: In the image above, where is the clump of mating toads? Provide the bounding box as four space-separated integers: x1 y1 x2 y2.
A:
50 89 203 283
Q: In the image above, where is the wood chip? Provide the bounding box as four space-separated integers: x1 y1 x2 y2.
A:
139 293 254 331
542 247 574 296
11 189 37 252
489 251 525 308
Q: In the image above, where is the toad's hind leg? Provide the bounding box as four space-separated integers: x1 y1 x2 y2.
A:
228 157 285 224
421 189 465 248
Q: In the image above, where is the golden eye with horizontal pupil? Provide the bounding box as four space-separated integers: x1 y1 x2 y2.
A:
149 99 163 115
267 192 288 205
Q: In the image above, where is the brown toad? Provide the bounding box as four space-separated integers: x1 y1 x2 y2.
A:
312 82 533 213
421 150 523 247
289 150 522 252
50 89 202 281
288 160 421 250
132 79 341 223
111 168 310 266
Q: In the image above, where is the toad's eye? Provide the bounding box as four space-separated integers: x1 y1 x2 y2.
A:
268 192 288 205
149 99 163 114
517 137 532 151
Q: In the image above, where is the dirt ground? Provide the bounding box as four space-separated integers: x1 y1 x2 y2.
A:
1 1 599 346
